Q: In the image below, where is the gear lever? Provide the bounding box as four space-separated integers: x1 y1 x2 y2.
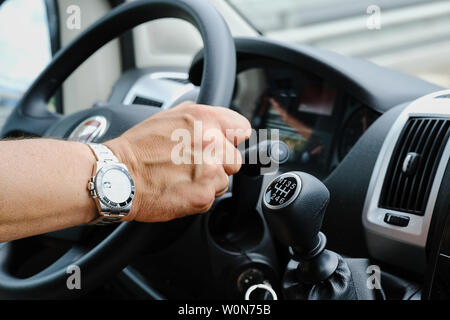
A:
262 172 339 284
210 140 290 248
262 172 382 300
229 140 290 225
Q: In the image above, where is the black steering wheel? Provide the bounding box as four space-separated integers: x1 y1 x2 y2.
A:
0 0 236 299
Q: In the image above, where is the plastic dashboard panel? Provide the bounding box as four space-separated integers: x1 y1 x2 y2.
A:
323 103 408 257
190 37 444 260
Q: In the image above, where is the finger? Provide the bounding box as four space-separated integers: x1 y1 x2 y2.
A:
201 131 243 176
201 106 252 146
215 107 252 146
177 181 216 215
213 169 230 197
221 138 243 176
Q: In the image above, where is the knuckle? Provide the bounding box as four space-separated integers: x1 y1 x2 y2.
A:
179 113 196 130
200 106 216 119
202 163 219 179
198 200 214 214
185 105 203 119
178 101 195 109
191 188 215 213
186 105 217 123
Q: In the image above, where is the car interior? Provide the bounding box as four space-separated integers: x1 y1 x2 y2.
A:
0 0 449 300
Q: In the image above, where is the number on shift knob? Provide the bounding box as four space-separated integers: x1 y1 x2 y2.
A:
264 173 302 209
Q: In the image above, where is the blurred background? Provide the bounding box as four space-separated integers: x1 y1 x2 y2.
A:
0 0 51 125
0 0 449 127
228 0 450 88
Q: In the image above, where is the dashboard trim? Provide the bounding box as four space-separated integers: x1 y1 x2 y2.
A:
122 72 194 109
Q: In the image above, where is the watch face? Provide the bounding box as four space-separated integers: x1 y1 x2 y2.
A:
96 165 135 208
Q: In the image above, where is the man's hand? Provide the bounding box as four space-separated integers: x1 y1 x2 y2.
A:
105 102 252 222
0 102 251 242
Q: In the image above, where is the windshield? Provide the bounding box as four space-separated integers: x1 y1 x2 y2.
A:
228 0 450 88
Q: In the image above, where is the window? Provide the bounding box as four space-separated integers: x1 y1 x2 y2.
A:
228 0 450 88
0 0 52 128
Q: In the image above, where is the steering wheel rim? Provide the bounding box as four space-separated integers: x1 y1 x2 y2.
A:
0 0 236 299
1 0 236 137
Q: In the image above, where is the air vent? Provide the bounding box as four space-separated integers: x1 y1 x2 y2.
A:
132 96 163 108
379 117 450 215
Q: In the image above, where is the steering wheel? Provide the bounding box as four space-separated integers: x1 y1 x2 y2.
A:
0 0 236 299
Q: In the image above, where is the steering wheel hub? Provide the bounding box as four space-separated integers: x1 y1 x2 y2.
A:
68 116 109 143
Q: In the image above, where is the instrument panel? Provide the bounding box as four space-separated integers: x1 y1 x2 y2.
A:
232 65 380 179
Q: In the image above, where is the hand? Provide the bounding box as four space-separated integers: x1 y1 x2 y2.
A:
105 102 252 222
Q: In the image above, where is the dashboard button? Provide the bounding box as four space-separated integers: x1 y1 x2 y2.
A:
384 213 410 227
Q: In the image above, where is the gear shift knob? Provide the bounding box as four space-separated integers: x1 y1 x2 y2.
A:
262 172 330 260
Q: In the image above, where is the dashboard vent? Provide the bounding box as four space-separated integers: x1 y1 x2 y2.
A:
379 117 450 216
132 96 163 108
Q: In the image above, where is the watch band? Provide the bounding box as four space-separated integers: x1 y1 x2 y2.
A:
87 143 118 163
92 214 123 226
87 143 129 226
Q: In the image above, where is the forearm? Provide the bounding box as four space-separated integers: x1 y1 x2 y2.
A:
0 139 97 242
0 103 250 243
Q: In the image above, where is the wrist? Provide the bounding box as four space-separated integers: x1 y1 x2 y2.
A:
103 138 141 221
76 142 99 224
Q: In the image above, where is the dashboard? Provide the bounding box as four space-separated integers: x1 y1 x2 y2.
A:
111 63 381 180
108 37 445 292
232 63 380 179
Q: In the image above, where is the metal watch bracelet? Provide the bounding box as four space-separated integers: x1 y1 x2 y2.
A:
87 143 133 226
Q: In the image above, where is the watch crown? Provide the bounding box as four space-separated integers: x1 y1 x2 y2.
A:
88 181 98 198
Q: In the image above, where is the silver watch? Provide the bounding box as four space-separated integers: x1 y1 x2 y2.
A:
86 143 135 225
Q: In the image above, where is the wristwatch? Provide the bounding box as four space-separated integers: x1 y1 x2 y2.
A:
86 143 135 225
